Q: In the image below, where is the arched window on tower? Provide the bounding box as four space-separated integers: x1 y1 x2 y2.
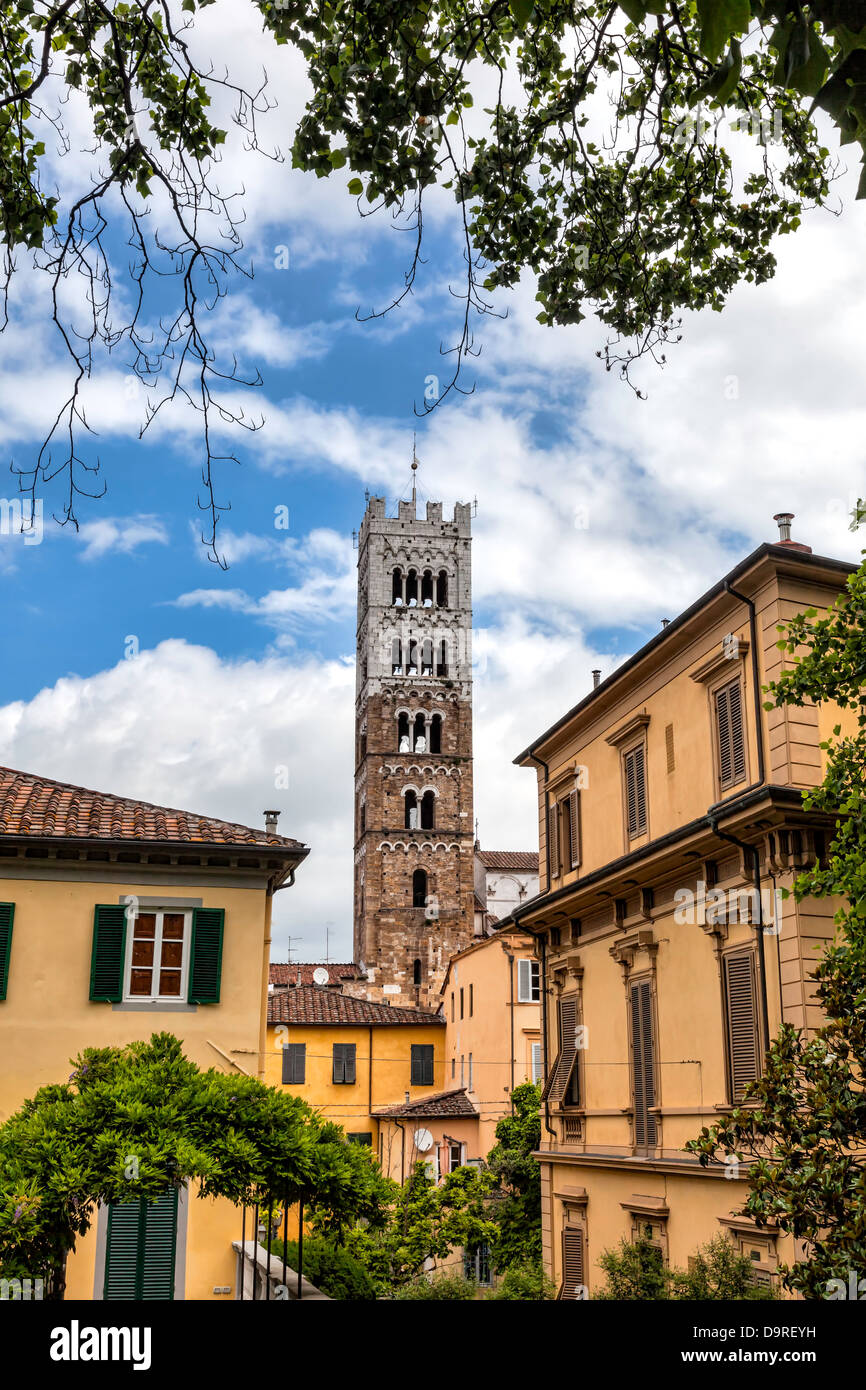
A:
392 637 403 675
421 570 434 606
413 958 423 986
413 713 426 752
404 790 419 830
437 570 448 607
421 789 436 830
406 569 419 607
436 639 450 677
430 714 442 754
398 712 410 751
412 868 428 908
407 639 419 675
421 638 433 677
392 567 403 605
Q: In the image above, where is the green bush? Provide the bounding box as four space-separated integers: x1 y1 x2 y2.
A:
594 1234 779 1301
485 1261 555 1300
271 1235 377 1301
391 1271 477 1300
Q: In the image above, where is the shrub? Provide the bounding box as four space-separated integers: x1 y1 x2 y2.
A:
485 1261 555 1300
391 1271 477 1300
271 1236 377 1301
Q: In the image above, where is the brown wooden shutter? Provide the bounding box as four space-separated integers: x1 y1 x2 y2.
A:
724 951 761 1101
560 1227 585 1300
716 680 746 790
548 802 559 879
545 995 579 1103
630 979 656 1147
625 745 647 838
568 789 580 869
665 722 675 773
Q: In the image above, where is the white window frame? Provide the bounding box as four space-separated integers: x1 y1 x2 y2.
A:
123 907 192 1004
531 1041 543 1084
447 1140 465 1173
517 957 540 1003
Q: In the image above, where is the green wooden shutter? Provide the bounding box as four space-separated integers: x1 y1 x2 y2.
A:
90 905 128 1003
103 1190 178 1301
0 903 14 1001
568 789 581 868
282 1043 306 1084
411 1043 434 1086
560 1226 585 1300
187 908 224 1004
547 802 559 879
333 1043 346 1083
545 996 579 1103
344 1043 357 1084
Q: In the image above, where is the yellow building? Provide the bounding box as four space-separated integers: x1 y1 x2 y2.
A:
0 764 307 1300
442 922 542 1155
266 984 446 1157
511 520 855 1297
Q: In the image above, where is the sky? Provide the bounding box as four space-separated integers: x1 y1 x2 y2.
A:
0 3 864 964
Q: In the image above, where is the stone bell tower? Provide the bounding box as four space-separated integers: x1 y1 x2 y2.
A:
351 475 475 1009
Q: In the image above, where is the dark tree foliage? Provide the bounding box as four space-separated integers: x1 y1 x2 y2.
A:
687 549 866 1298
1 3 864 541
485 1079 542 1268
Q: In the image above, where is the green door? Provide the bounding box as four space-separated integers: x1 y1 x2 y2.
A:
104 1190 179 1300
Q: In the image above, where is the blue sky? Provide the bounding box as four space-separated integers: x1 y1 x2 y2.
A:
1 2 864 963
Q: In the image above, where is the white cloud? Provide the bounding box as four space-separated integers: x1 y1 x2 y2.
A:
76 515 170 562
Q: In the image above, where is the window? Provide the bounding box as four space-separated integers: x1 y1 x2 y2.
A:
716 679 747 790
448 1141 464 1173
565 788 580 869
460 986 464 1019
124 909 190 1002
413 712 427 749
665 721 675 773
406 569 418 606
531 1041 544 1084
543 995 580 1107
430 714 442 754
392 567 403 604
420 790 435 830
411 1043 435 1086
282 1043 306 1084
624 743 648 838
630 979 657 1148
421 641 433 678
469 983 473 1017
517 958 540 1002
103 1190 179 1300
460 1055 465 1087
464 1242 491 1286
468 1053 473 1089
436 570 448 607
404 790 418 829
392 637 403 674
398 711 410 750
560 1226 585 1300
723 950 761 1101
413 958 422 987
332 1043 357 1084
359 799 366 834
451 1057 456 1078
413 868 428 908
421 570 434 605
347 1132 372 1146
0 902 14 1001
436 639 449 677
450 991 455 1022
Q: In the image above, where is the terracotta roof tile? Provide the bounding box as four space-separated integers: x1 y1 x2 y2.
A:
476 850 539 871
269 962 364 987
375 1088 477 1118
0 765 306 852
267 985 444 1027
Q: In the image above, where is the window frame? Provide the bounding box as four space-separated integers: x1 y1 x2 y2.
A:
122 907 192 1005
622 740 649 842
517 957 541 1003
332 1042 357 1085
713 673 748 794
410 1043 435 1087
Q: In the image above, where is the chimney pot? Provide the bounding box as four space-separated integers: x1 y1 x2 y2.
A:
661 618 670 628
263 809 280 833
774 511 794 543
591 669 601 689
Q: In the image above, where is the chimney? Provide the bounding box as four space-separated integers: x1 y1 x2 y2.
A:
404 1091 410 1105
773 512 812 554
661 618 670 628
263 809 280 833
591 669 601 689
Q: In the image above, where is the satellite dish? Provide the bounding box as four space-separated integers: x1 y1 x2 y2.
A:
413 1127 434 1153
312 967 329 986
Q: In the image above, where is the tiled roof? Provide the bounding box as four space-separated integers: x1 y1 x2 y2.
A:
269 961 364 987
267 985 445 1027
0 765 306 851
476 850 539 872
375 1088 477 1119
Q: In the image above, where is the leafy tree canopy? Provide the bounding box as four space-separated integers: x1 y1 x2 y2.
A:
1 3 864 543
687 549 866 1298
485 1079 542 1268
596 1233 778 1299
0 1032 387 1286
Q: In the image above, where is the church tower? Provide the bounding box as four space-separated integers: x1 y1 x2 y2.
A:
352 478 475 1009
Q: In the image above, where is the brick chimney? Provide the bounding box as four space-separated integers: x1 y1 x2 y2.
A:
773 512 812 554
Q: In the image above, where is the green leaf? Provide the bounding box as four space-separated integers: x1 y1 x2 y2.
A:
509 0 534 27
696 0 751 65
347 177 363 196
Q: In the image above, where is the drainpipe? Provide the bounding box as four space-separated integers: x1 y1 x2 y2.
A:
526 752 552 891
368 1025 374 1118
539 933 557 1143
708 818 772 1055
505 949 516 1107
394 1117 406 1185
